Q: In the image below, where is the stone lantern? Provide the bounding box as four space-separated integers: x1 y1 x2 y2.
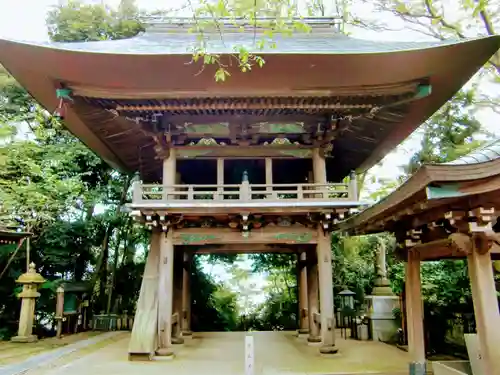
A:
11 263 45 343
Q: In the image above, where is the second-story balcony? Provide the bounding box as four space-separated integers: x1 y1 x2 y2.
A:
130 181 361 215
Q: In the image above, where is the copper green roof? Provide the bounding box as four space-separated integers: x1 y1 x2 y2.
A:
336 139 500 234
445 139 500 165
25 29 461 55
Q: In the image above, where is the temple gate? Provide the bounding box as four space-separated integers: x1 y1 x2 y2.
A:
0 16 499 371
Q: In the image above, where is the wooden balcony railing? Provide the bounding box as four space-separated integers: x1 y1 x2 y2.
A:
131 181 358 206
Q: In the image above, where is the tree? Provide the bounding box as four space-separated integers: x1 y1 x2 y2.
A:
406 88 489 173
47 0 144 42
365 0 499 76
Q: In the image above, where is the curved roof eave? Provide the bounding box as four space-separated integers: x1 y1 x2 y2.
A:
0 34 499 176
338 142 500 234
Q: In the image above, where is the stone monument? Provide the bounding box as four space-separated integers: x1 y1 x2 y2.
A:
365 242 399 342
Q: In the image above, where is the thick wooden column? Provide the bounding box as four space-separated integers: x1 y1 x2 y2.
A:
172 250 184 344
467 238 500 375
265 158 273 195
163 149 176 185
163 148 176 199
307 252 321 342
217 158 224 199
182 252 192 336
405 249 426 375
316 227 337 354
128 231 161 360
312 148 327 185
157 229 175 356
298 252 309 334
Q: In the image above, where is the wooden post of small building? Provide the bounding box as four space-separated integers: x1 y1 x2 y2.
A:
11 263 45 343
157 229 175 356
56 286 65 338
405 249 426 375
182 252 192 336
316 227 337 354
298 252 309 335
467 234 500 375
307 252 321 343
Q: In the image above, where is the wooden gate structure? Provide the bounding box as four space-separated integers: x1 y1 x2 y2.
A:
337 141 500 375
0 17 499 365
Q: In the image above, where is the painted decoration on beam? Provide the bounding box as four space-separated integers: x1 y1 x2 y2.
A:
273 232 313 243
178 233 222 244
184 123 230 135
257 122 306 134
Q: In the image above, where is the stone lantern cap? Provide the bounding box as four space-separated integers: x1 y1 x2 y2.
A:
16 263 45 285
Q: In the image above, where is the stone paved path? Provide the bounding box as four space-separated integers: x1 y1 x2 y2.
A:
0 332 122 375
24 331 412 375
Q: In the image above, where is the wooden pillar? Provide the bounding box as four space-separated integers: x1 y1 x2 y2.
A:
182 252 192 336
128 231 161 360
298 252 309 334
265 158 273 196
163 149 176 200
312 148 327 184
55 286 64 338
217 158 224 199
157 229 175 356
467 238 500 375
307 252 320 342
405 249 426 375
172 250 184 344
316 228 337 354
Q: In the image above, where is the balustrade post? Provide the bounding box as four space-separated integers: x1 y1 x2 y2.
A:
132 181 142 204
348 170 358 201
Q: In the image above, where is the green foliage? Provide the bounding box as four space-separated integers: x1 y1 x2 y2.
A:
47 0 144 42
406 89 488 174
191 256 239 331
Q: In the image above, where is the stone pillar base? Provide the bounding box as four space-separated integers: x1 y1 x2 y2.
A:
409 362 426 375
182 330 192 336
319 345 338 354
297 328 309 335
307 336 321 344
155 348 174 357
172 337 184 345
11 335 37 343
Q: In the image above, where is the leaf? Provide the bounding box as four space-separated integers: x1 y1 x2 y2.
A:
214 68 227 82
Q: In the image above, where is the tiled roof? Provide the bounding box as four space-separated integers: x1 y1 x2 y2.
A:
446 139 500 165
13 29 461 55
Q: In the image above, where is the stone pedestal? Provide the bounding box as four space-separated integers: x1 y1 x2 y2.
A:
365 295 400 342
11 263 45 343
